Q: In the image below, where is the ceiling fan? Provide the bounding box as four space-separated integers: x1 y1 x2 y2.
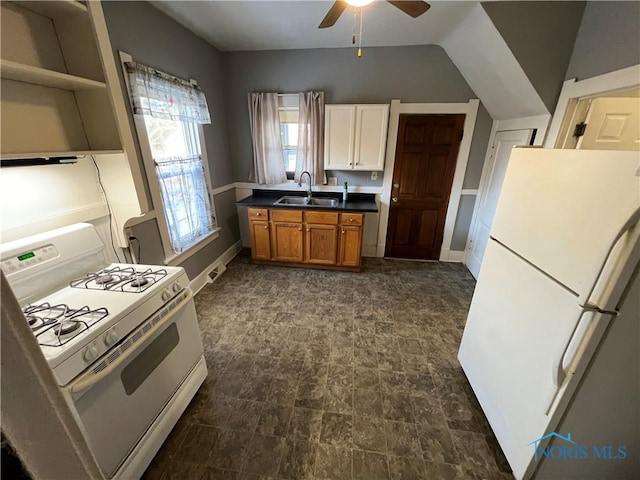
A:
319 0 431 29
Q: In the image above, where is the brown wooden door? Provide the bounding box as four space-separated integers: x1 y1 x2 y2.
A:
385 114 465 260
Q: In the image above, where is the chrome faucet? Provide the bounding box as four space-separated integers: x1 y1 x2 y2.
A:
298 171 312 202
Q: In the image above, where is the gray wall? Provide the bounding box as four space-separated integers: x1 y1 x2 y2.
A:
223 45 493 250
223 45 492 185
102 1 239 279
565 1 640 81
482 1 585 113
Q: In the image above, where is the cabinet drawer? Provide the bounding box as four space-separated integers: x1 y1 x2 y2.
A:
340 213 363 226
271 209 303 222
248 208 269 220
304 211 339 225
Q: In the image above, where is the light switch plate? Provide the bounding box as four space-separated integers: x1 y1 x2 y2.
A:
371 171 378 180
328 177 338 186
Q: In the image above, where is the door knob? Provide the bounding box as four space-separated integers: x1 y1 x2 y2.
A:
392 197 398 203
393 183 400 188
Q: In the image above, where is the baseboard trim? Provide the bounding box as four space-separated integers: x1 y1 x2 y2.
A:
440 248 466 263
362 245 377 257
190 240 242 294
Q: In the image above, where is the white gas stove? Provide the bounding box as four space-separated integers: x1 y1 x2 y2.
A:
1 223 207 479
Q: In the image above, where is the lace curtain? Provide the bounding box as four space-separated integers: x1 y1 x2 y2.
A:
247 92 288 184
295 91 326 186
125 61 211 124
155 156 215 253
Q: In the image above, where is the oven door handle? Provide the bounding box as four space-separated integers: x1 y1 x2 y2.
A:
69 289 194 396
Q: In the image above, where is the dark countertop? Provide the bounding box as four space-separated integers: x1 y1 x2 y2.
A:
236 189 378 213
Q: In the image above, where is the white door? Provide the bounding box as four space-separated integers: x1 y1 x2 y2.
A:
354 104 389 171
324 105 355 170
577 97 640 151
465 129 532 278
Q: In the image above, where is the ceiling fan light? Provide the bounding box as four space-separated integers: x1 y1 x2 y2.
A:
345 0 374 7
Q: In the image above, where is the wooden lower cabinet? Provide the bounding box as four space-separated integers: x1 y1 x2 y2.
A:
249 220 271 260
271 222 304 262
339 225 363 267
248 208 364 270
306 224 339 265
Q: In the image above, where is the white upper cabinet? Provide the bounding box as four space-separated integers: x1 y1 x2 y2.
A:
324 104 389 171
324 105 356 170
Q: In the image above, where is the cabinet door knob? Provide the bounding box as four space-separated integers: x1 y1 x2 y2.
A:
306 228 310 232
298 227 302 231
256 212 261 216
342 230 345 234
264 225 268 229
349 218 354 222
393 183 400 189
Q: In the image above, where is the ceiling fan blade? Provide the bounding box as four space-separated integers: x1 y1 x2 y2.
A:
319 1 348 29
387 1 431 18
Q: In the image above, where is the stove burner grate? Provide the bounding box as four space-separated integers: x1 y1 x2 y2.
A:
70 266 168 293
53 321 82 336
23 303 109 347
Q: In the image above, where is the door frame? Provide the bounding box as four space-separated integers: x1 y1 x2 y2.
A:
544 64 640 148
463 115 550 270
377 99 480 260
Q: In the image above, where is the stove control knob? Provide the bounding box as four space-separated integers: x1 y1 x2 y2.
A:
104 330 119 347
83 345 99 363
161 289 171 301
172 282 181 293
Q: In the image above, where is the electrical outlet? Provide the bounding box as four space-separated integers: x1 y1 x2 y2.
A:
371 171 378 180
328 177 338 186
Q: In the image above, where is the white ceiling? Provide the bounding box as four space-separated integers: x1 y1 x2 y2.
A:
151 0 476 51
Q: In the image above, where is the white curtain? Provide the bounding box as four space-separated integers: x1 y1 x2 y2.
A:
155 155 215 253
295 91 326 186
248 93 287 184
125 62 211 124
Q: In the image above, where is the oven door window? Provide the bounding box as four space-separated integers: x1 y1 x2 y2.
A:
121 323 179 395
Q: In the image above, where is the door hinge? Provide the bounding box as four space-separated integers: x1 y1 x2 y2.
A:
573 122 587 138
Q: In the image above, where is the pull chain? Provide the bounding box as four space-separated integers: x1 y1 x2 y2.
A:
358 8 363 57
352 7 357 45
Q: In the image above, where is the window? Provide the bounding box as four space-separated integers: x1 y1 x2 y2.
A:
123 56 217 259
278 94 299 180
143 116 215 254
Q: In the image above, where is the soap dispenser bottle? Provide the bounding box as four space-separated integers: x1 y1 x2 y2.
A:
343 182 348 203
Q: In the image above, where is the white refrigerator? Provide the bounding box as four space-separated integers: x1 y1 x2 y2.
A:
458 148 640 479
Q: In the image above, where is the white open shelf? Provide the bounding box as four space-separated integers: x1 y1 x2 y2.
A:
0 150 123 160
1 59 106 91
19 0 87 22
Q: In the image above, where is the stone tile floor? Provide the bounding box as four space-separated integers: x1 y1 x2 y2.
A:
143 251 512 479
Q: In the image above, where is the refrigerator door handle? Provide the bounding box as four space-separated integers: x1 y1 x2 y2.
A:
579 206 640 309
544 310 612 415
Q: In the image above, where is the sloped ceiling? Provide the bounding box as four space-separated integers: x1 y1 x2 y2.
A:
150 0 570 119
439 3 549 119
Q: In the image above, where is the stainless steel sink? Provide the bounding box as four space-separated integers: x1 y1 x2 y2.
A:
273 196 339 208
